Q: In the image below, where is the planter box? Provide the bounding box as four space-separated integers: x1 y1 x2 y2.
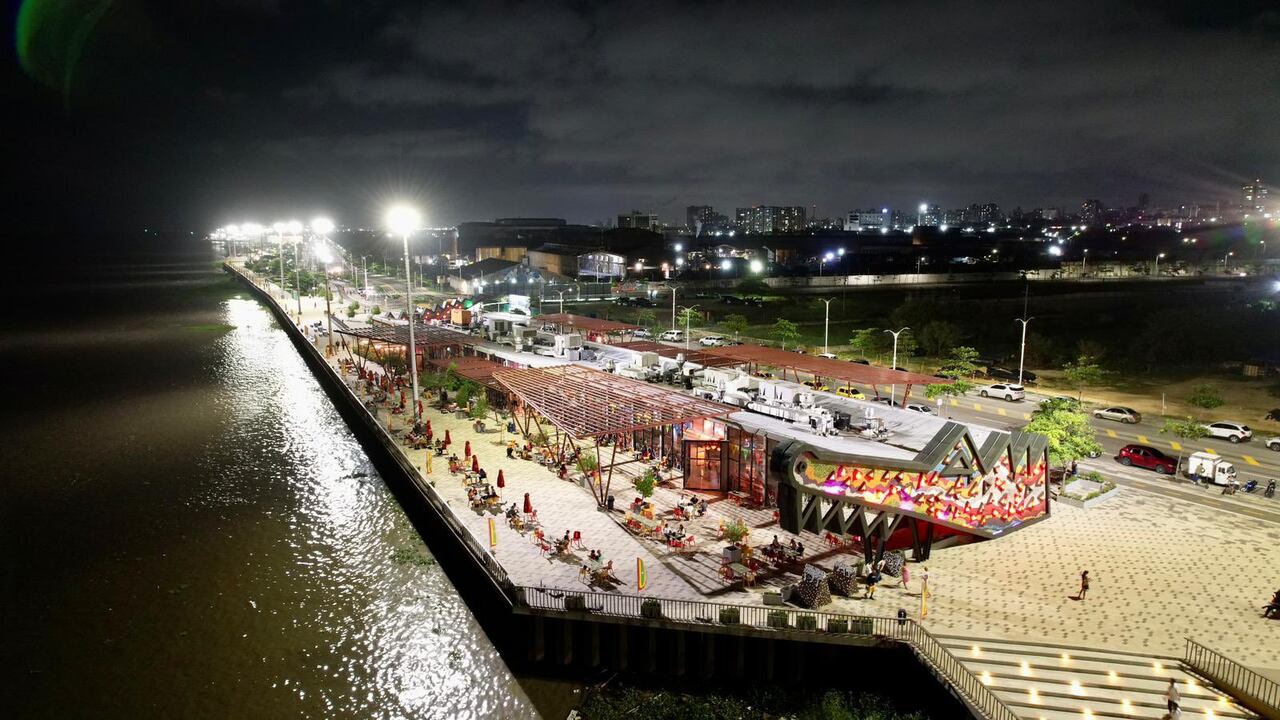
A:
640 599 662 619
850 618 875 635
827 619 849 634
719 607 741 625
767 610 790 629
1057 486 1121 509
795 615 818 631
763 591 786 606
564 595 587 612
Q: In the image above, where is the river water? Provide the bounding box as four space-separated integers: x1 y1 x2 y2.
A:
3 246 555 718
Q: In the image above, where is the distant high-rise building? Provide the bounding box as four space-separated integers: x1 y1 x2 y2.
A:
916 203 941 227
1138 192 1150 209
1242 179 1268 212
1080 199 1103 224
845 208 889 231
962 203 1001 225
735 205 807 234
686 205 716 232
1037 207 1060 221
617 210 660 231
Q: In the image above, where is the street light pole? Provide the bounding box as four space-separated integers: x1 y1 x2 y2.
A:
884 327 909 405
1082 248 1088 277
670 286 678 330
361 255 369 294
822 298 833 355
679 305 698 352
1153 252 1165 277
387 205 423 423
1015 317 1034 386
557 290 567 315
294 240 303 317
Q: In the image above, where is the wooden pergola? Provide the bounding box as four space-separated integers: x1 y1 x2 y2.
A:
536 312 641 343
492 364 735 507
612 340 739 367
335 323 477 372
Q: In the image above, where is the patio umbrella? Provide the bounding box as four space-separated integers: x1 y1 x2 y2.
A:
496 470 505 489
399 392 406 408
471 455 480 473
464 440 472 458
522 492 532 515
444 429 452 446
425 419 432 434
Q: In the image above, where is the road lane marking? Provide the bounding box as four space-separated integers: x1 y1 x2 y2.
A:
1105 429 1117 438
1137 434 1149 444
1243 455 1260 466
1204 448 1217 455
1022 412 1032 420
973 403 982 412
1170 441 1182 451
950 399 959 407
997 408 1007 416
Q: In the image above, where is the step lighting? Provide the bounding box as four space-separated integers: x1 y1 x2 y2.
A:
1081 709 1093 719
1121 698 1131 713
1060 652 1071 665
1153 661 1163 672
1107 670 1118 684
1019 660 1031 676
971 644 982 657
1206 709 1216 719
1028 688 1039 704
980 671 993 685
1070 679 1085 696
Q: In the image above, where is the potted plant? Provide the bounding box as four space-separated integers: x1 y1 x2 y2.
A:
795 615 818 631
850 618 875 635
719 607 741 625
634 468 658 499
564 595 587 612
722 518 750 544
640 599 662 619
827 618 849 634
767 610 790 629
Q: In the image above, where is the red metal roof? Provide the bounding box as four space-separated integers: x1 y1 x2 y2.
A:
427 355 506 387
696 343 946 387
335 323 479 349
492 364 735 438
612 340 740 367
537 313 640 334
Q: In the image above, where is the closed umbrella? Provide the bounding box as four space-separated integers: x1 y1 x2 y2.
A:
522 492 532 515
425 419 432 434
464 440 472 458
471 455 480 473
444 429 452 446
496 469 505 489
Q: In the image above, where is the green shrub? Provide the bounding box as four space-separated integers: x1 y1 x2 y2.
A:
827 618 849 634
719 607 740 625
795 615 818 631
850 618 875 635
633 468 658 498
640 599 662 619
767 610 789 629
722 518 750 544
564 595 587 611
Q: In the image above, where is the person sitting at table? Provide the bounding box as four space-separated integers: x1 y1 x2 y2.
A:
588 549 599 562
506 445 514 459
771 535 782 551
477 468 488 481
697 498 708 516
505 503 519 519
795 541 805 556
557 463 568 480
449 457 459 473
602 560 614 578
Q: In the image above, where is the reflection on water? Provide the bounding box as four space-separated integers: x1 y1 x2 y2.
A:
4 253 539 719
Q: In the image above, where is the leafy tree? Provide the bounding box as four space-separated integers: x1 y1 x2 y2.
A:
722 313 750 339
469 394 490 420
633 308 656 331
1161 416 1209 469
924 380 973 400
1025 403 1103 471
849 328 891 359
890 331 918 361
346 306 356 319
633 468 658 499
1185 384 1224 416
771 318 801 350
890 295 945 330
675 306 702 330
370 304 382 317
1062 354 1108 400
918 320 963 357
937 345 981 380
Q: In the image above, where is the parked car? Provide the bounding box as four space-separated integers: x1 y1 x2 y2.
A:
1266 436 1279 452
835 386 865 400
633 328 652 339
979 383 1025 401
802 379 829 392
659 329 684 342
699 335 726 347
851 359 871 365
1115 444 1177 475
1203 421 1252 443
903 403 936 415
1093 406 1142 424
816 352 838 359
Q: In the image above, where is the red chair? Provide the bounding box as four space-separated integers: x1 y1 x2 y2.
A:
571 530 582 548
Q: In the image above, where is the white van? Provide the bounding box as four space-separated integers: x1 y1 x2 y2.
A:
1185 451 1236 486
659 329 684 342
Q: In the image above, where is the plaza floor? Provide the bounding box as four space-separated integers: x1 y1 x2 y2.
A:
256 273 1280 677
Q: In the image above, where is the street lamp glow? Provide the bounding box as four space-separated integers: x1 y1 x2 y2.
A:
241 222 263 237
674 243 683 252
225 223 240 236
918 203 928 214
311 217 335 236
824 252 835 261
286 220 302 235
385 205 421 236
749 259 763 273
719 259 731 271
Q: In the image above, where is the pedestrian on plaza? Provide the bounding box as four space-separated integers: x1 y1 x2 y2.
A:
1070 460 1078 478
1166 678 1180 715
921 566 931 599
865 567 881 599
1078 570 1090 600
900 564 910 589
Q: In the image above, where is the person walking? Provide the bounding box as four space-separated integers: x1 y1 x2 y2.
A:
900 564 910 589
1078 570 1090 600
921 566 930 598
864 568 880 599
1165 678 1180 715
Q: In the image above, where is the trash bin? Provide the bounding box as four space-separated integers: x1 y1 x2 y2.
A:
606 495 615 512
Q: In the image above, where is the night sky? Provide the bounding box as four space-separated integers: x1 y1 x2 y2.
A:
8 0 1280 232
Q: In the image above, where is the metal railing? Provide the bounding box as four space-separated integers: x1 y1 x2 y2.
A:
517 585 1019 720
1185 638 1280 719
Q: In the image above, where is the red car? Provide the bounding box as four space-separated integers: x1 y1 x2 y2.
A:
1115 444 1176 474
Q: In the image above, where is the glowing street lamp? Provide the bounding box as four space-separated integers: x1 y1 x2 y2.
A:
385 204 423 422
272 222 287 298
1153 252 1166 277
1015 317 1034 386
884 327 910 405
822 298 834 355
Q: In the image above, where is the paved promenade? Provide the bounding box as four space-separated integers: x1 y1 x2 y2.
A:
245 268 1280 677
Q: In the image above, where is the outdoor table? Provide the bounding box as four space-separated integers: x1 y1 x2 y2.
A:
584 558 603 573
728 490 749 505
728 562 755 586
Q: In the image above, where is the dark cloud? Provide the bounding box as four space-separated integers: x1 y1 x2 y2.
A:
6 0 1280 231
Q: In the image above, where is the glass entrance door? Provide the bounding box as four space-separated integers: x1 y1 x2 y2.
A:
683 440 724 491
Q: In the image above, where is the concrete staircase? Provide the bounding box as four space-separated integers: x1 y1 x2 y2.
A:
935 635 1259 720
